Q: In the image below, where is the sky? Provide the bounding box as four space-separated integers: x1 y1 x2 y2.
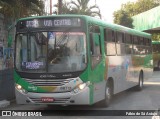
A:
93 0 137 22
45 0 138 23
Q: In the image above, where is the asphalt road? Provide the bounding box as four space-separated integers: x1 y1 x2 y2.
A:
2 71 160 119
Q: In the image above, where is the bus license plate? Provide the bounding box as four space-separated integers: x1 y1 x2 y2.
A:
41 97 54 102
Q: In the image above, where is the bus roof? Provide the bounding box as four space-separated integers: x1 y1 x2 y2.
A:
17 14 151 38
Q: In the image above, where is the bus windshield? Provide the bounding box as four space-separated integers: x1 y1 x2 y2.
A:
15 32 87 73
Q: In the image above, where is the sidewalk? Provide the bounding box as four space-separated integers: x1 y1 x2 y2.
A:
0 100 10 108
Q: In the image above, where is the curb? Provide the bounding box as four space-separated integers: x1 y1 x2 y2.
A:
0 100 10 108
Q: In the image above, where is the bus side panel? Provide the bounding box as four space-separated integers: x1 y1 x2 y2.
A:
107 55 138 94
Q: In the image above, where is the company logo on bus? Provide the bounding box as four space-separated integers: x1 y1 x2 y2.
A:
62 74 72 77
40 75 56 78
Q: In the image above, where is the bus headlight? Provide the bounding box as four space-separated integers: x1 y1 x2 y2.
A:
16 84 22 90
79 83 86 90
17 85 22 90
73 81 90 94
16 84 27 94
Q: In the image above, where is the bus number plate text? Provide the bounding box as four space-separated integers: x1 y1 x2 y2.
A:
41 97 54 102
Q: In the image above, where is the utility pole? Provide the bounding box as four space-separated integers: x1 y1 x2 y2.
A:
58 0 62 14
50 0 52 15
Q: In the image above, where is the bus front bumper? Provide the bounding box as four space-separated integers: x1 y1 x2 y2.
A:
15 86 90 105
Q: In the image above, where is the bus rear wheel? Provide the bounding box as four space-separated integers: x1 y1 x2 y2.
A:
136 72 143 91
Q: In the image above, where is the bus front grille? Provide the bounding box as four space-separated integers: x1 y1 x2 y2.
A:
24 78 74 86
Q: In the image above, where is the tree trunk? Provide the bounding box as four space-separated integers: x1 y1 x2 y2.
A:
58 0 62 14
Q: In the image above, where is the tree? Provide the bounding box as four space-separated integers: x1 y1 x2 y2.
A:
113 10 133 28
0 0 44 47
54 0 101 18
58 0 62 14
113 0 160 28
0 0 44 19
152 33 160 41
54 1 72 14
132 0 159 15
70 0 101 18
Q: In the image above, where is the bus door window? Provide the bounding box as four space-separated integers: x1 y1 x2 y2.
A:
104 28 116 55
138 37 145 55
89 25 102 68
125 34 133 54
144 38 148 54
146 38 152 54
133 36 139 55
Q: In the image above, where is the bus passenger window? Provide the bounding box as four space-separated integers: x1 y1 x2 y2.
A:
104 28 115 42
147 39 152 54
116 32 125 55
133 36 139 45
125 34 133 54
116 32 124 43
104 28 116 55
133 36 139 54
138 37 145 54
147 39 151 46
139 37 144 45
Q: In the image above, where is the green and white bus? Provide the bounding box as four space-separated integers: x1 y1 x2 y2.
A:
14 15 153 106
152 41 160 69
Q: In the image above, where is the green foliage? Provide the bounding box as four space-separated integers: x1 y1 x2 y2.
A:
54 0 101 19
113 0 160 28
54 1 72 14
113 10 133 28
152 33 160 41
0 0 44 19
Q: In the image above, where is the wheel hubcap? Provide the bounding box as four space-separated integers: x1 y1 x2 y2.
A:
106 87 111 99
139 76 143 87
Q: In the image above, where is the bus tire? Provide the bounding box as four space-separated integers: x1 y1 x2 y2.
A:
136 72 143 91
101 81 113 107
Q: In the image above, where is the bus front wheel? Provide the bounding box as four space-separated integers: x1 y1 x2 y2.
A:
101 81 113 107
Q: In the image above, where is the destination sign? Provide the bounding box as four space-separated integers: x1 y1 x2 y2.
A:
18 18 82 30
